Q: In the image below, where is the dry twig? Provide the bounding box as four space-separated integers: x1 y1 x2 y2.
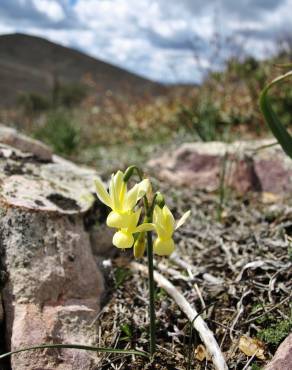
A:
130 261 228 370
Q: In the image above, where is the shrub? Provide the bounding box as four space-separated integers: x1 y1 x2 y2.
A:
17 92 51 114
52 82 88 108
177 95 230 142
34 110 79 155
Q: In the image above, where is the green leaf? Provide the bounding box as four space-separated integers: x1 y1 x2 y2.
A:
259 70 292 159
114 267 132 288
0 343 148 360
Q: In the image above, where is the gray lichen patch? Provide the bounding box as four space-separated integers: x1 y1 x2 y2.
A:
0 143 98 214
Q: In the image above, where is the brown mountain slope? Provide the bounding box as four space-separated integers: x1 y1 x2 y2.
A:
0 33 167 106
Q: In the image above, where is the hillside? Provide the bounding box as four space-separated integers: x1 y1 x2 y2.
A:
0 33 167 106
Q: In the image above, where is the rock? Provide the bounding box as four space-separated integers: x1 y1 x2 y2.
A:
148 140 292 195
0 124 52 161
90 225 116 257
0 127 106 369
265 334 292 370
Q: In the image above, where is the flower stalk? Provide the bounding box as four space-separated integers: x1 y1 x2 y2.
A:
94 166 190 357
125 166 156 356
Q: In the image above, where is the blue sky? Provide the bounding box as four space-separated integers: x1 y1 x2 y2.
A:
0 0 291 83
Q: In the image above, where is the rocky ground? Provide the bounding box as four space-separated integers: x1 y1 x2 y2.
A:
92 176 291 369
0 127 291 369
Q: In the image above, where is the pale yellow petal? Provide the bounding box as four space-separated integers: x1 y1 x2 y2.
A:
153 205 168 238
112 171 124 210
112 231 134 249
162 205 175 236
94 177 111 207
124 184 139 210
137 179 150 199
135 223 155 233
127 208 141 231
175 210 191 230
106 211 133 229
114 171 124 198
109 174 117 209
153 205 164 225
119 180 127 205
153 237 175 256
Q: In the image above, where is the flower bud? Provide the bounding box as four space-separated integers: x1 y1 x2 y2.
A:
155 192 165 208
123 166 136 182
133 232 146 258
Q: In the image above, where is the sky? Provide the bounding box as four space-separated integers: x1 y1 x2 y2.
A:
0 0 291 83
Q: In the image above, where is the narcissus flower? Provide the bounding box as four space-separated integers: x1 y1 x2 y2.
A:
153 205 190 256
112 209 153 249
95 170 153 249
95 170 150 229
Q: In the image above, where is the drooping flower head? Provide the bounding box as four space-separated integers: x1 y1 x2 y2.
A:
153 205 190 256
95 170 153 249
95 170 149 229
112 209 153 249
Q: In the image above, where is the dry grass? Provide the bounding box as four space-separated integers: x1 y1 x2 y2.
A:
90 178 291 369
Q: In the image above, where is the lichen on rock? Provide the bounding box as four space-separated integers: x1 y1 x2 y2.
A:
0 126 106 369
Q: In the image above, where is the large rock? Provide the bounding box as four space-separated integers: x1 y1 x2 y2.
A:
0 127 105 369
148 140 292 195
0 124 52 162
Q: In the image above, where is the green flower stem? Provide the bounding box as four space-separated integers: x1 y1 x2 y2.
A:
124 165 156 356
146 222 156 357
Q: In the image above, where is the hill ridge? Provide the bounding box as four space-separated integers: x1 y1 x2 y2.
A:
0 32 166 106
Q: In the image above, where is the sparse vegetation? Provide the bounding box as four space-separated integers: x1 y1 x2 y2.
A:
1 47 290 172
34 110 80 155
258 317 292 346
0 37 292 370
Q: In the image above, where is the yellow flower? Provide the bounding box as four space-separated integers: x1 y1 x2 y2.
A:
95 170 150 229
153 205 190 256
112 209 153 249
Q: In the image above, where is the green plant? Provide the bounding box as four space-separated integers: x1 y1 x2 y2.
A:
34 110 79 155
259 68 292 158
257 318 292 345
251 363 264 370
0 344 147 361
178 93 231 142
120 323 133 342
17 92 51 114
53 82 88 108
95 167 190 357
114 267 132 288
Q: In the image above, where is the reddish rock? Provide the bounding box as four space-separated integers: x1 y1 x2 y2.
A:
148 140 292 195
265 334 292 370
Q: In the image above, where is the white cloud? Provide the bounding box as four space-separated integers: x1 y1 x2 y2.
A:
32 0 65 22
0 0 291 82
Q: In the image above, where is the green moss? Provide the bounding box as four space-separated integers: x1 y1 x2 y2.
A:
257 318 292 345
251 364 264 370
